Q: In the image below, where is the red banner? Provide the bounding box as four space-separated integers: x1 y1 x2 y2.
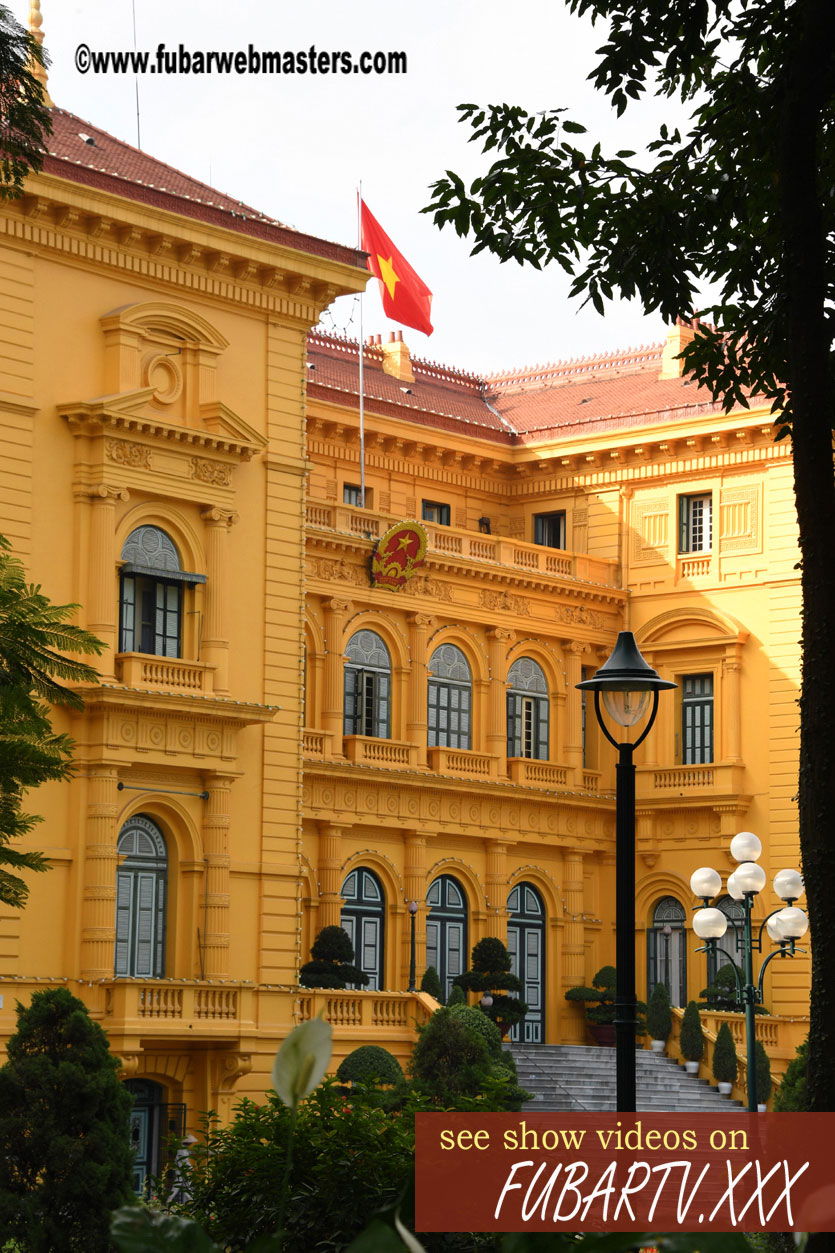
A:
415 1113 835 1233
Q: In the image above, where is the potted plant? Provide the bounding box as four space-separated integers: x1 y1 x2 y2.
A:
420 965 443 1003
754 1039 772 1111
679 1000 705 1074
453 937 528 1038
712 1021 738 1094
646 982 672 1053
565 966 646 1047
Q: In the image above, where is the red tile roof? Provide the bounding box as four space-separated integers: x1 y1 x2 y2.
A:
306 333 745 444
41 108 361 268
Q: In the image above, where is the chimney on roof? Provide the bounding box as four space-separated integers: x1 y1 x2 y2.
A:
28 0 52 106
380 329 414 383
659 316 696 380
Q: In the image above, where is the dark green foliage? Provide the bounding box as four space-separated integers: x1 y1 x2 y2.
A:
712 1022 737 1084
336 1044 403 1086
448 1003 502 1057
754 1040 772 1105
446 983 466 1007
565 966 646 1029
679 1001 705 1063
700 962 741 1011
0 536 104 907
646 982 672 1041
420 964 443 1001
0 5 52 198
298 925 369 989
409 1006 530 1111
0 987 134 1251
774 1036 808 1111
454 936 527 1032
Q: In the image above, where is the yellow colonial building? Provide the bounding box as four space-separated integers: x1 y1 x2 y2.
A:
0 36 808 1180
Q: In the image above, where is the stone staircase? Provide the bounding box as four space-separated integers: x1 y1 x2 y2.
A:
508 1043 745 1113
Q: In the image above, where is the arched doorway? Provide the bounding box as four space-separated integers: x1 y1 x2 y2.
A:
341 867 385 989
426 874 468 1001
125 1079 186 1194
115 815 168 978
507 882 546 1043
647 896 687 1006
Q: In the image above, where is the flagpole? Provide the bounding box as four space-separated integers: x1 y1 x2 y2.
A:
357 185 366 509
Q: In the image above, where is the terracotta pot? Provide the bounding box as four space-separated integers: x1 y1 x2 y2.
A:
589 1023 616 1047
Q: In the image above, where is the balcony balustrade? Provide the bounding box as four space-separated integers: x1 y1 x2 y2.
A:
637 762 746 800
507 758 570 788
426 746 495 779
116 652 214 694
342 736 418 768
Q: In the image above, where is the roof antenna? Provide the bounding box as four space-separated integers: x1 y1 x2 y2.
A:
131 0 141 148
28 0 53 106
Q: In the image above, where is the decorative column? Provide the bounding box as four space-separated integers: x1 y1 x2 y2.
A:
485 841 510 940
722 656 743 763
321 598 352 751
318 822 348 930
80 764 121 979
201 773 234 977
407 614 434 766
201 508 239 695
561 851 587 1043
404 832 428 979
87 485 129 680
487 628 515 777
564 641 586 785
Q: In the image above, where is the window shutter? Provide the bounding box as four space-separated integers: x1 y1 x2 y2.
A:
507 692 521 757
120 577 136 652
115 871 133 975
678 496 689 552
427 681 439 747
343 666 358 736
134 873 157 978
154 877 166 977
375 672 390 738
537 698 549 760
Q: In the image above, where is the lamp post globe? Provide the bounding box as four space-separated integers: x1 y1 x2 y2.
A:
730 831 763 863
773 869 804 902
690 867 722 901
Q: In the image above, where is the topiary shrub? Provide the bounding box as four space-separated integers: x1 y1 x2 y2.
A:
754 1040 772 1106
646 982 672 1042
454 937 527 1035
565 966 647 1030
409 1007 531 1111
336 1045 403 1087
774 1036 808 1111
299 925 369 989
679 1000 705 1063
419 965 443 1002
448 1004 502 1058
712 1022 737 1084
446 984 466 1007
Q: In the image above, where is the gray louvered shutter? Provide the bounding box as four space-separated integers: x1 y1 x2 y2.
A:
537 698 549 760
115 871 133 975
134 873 157 977
375 672 390 738
507 692 522 757
343 667 358 735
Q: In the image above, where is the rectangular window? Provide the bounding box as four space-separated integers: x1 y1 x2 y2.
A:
429 682 471 749
120 574 181 658
678 493 712 552
343 484 372 507
682 673 714 764
343 668 390 738
422 500 450 526
507 693 549 760
534 511 566 548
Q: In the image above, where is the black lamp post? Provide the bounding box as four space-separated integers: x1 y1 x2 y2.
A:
577 631 676 1112
407 900 418 992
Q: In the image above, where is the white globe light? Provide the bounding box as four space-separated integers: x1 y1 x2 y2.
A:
766 916 783 943
734 861 767 894
693 907 729 940
730 831 762 863
726 873 745 902
774 907 809 940
773 869 804 902
690 867 722 899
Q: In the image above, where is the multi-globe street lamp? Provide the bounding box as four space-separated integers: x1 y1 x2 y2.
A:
577 631 677 1112
690 831 807 1111
407 900 419 993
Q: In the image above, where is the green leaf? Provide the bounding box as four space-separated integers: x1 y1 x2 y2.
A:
562 120 587 134
271 1014 332 1110
110 1206 222 1253
346 1217 416 1253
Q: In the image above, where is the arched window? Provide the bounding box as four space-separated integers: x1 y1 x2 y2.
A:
426 874 468 1000
507 883 546 1043
341 867 385 990
428 643 471 749
507 657 549 760
115 815 168 978
119 525 205 658
707 895 744 993
647 896 687 1007
344 630 391 738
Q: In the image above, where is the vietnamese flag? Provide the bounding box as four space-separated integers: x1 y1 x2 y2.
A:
360 200 434 336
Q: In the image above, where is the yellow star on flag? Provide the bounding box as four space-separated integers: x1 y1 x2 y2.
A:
376 253 400 300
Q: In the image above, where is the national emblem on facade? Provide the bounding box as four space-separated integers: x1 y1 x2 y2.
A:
371 521 428 589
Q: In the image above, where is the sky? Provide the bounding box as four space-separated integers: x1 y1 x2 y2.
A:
12 1 701 375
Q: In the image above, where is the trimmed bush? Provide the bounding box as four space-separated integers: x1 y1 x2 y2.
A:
420 965 443 1002
454 937 527 1033
565 966 647 1030
774 1036 808 1111
754 1040 772 1105
712 1021 738 1084
299 925 369 989
446 984 466 1007
336 1045 403 1087
448 1003 502 1058
646 982 672 1041
680 1000 705 1063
